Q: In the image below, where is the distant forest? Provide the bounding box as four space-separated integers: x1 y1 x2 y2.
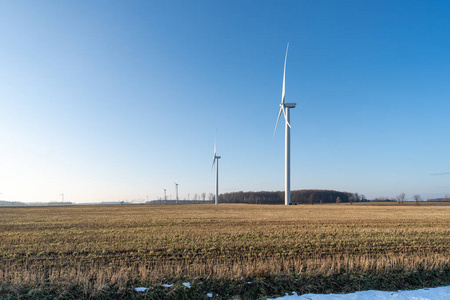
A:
0 201 27 206
219 190 367 205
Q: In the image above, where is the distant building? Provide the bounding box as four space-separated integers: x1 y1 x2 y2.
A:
427 198 450 202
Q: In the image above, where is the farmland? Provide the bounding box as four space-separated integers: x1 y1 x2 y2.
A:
0 204 449 299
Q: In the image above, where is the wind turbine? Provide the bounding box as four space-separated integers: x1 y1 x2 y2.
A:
163 188 167 204
274 43 296 205
174 182 179 203
212 139 221 205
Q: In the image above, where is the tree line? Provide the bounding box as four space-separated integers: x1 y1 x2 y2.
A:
218 190 367 205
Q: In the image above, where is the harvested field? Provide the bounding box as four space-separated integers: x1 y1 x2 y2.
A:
0 204 449 299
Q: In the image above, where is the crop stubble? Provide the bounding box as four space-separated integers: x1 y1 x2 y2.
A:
0 204 448 296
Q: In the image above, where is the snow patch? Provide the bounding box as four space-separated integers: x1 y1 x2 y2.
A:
182 282 191 288
134 287 149 292
207 293 213 297
161 284 173 288
268 286 450 300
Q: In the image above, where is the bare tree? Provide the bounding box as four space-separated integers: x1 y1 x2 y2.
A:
396 193 406 205
201 193 206 202
208 193 214 201
308 193 315 205
349 195 354 205
413 194 421 205
336 197 341 204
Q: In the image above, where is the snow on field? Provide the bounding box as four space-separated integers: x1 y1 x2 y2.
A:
136 284 450 299
268 286 450 300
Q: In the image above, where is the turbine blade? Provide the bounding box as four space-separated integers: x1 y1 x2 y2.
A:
281 43 289 104
211 157 216 171
274 106 283 137
213 138 217 167
286 118 291 128
282 108 291 127
284 107 291 128
283 109 291 127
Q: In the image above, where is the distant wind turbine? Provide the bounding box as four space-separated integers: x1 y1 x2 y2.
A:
163 188 167 203
174 182 179 203
60 193 64 203
212 138 221 205
274 43 296 205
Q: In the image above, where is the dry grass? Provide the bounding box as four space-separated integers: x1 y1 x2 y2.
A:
0 204 449 298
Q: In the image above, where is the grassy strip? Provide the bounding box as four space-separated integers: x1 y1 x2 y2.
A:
1 267 449 299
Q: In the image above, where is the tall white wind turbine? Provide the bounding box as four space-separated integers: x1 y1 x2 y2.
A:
274 43 296 205
212 139 221 205
174 182 179 203
163 188 167 203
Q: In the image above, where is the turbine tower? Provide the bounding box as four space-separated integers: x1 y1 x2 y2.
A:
163 188 167 204
174 182 179 203
212 139 221 205
274 43 296 205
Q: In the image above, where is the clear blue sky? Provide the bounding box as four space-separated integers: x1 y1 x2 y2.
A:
1 0 449 203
